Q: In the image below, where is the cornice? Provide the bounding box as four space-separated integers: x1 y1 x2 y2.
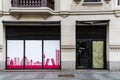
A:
0 11 3 17
2 9 120 18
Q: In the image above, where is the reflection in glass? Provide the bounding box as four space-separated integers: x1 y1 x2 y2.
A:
77 41 90 68
7 40 24 69
25 40 42 69
43 40 60 69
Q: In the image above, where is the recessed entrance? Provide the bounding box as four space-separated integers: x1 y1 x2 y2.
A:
76 24 107 69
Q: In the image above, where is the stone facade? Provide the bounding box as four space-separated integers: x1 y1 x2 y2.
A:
0 0 120 71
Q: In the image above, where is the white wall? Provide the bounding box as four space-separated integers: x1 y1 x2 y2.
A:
0 0 2 12
60 0 72 11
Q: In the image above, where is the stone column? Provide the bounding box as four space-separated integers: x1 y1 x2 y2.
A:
109 48 120 71
61 19 76 70
0 0 2 15
0 22 5 70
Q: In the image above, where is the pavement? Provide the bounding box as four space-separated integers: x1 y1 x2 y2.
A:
0 70 120 80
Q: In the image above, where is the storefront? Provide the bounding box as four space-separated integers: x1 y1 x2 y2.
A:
76 20 108 69
4 21 61 69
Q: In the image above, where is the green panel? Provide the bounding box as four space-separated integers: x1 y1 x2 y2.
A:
93 41 104 68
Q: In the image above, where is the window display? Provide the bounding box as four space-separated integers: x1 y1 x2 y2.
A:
43 40 60 69
7 40 60 69
25 40 42 69
7 40 24 69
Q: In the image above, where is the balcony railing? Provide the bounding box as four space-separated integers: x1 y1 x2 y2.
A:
11 0 54 10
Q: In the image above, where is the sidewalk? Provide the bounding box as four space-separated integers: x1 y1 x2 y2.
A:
0 70 120 80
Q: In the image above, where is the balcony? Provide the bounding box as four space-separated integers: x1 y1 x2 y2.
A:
10 0 55 19
11 0 54 10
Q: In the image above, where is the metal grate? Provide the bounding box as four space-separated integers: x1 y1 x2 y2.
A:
58 74 75 78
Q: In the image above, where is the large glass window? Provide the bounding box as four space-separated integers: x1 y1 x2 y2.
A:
6 23 60 69
7 40 24 69
43 40 60 69
25 40 42 69
7 40 60 69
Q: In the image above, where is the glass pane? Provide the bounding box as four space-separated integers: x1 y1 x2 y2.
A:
7 40 24 69
92 41 104 68
77 41 90 68
25 40 42 69
43 40 60 69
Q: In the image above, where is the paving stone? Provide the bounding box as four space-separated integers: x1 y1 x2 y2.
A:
0 71 120 80
92 73 108 80
84 73 97 80
43 73 58 78
74 73 87 79
108 73 120 79
0 74 10 80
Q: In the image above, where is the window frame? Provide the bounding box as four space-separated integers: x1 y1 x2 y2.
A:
83 0 101 2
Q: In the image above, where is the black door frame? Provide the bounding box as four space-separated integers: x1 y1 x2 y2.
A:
76 20 109 69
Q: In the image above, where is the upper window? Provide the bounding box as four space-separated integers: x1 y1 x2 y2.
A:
84 0 101 2
118 0 120 5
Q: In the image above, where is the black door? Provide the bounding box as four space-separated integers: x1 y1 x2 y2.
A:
76 39 105 69
76 25 106 69
76 40 91 69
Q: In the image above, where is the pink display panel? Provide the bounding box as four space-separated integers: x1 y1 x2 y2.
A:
25 40 42 69
7 40 24 69
43 40 60 69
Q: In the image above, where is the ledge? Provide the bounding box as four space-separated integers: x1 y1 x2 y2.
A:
115 10 120 17
0 45 2 52
61 45 75 52
110 45 120 52
9 7 54 19
0 11 2 16
82 2 103 6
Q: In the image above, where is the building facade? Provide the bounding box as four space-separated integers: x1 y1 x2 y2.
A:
0 0 120 71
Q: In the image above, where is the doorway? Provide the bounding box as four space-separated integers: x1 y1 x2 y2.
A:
76 25 106 69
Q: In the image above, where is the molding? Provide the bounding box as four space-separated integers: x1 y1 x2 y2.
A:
3 9 120 17
68 10 114 15
109 45 120 52
0 11 2 17
61 45 75 52
74 0 81 4
0 45 2 52
59 11 70 18
2 21 61 26
76 20 109 26
115 10 120 17
104 0 111 4
82 2 103 6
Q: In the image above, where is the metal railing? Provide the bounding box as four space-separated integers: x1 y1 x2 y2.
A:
11 0 54 10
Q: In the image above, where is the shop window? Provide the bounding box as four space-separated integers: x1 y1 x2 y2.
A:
6 23 60 69
7 40 60 69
